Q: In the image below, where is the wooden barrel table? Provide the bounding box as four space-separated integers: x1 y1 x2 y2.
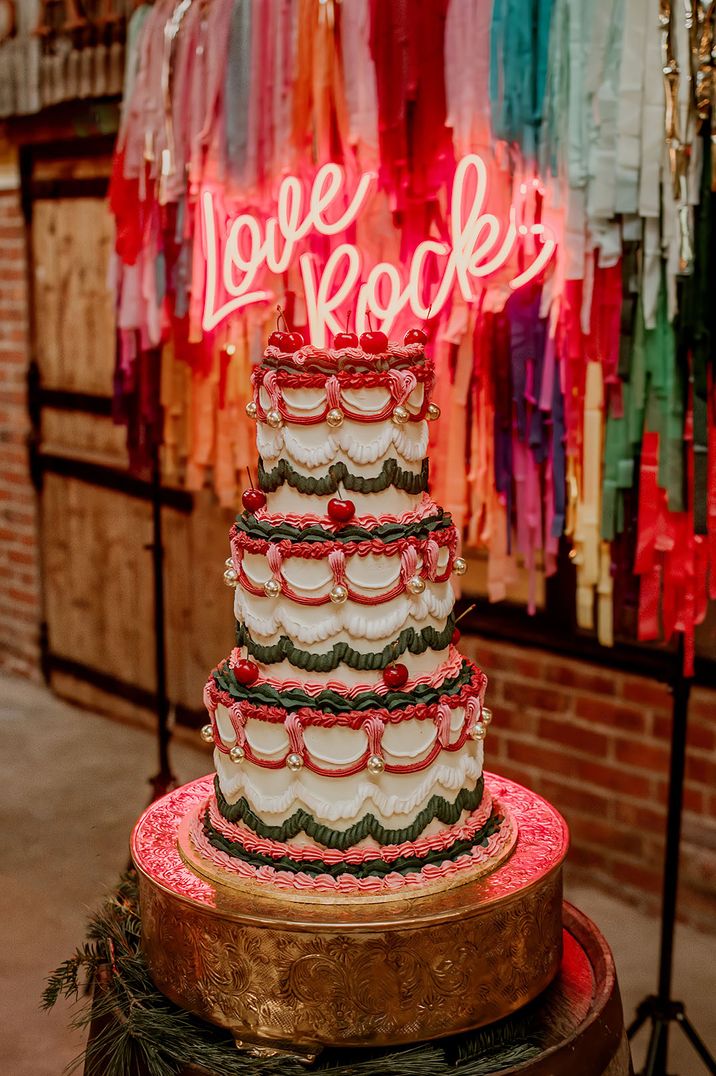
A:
84 901 632 1076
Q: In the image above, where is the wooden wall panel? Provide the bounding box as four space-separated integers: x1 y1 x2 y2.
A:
42 474 155 690
42 475 235 719
41 409 128 467
32 197 115 394
163 490 236 712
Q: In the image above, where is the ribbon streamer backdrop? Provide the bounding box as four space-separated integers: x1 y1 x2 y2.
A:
108 0 716 671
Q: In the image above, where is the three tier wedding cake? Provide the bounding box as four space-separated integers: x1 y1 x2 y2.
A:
192 327 516 896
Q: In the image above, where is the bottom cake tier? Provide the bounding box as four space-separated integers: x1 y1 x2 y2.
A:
132 773 569 1051
182 775 517 898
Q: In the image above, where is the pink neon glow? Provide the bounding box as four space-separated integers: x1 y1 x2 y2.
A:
201 155 557 342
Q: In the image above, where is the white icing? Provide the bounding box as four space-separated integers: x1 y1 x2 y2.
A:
380 722 437 759
233 585 455 643
258 382 425 425
266 486 422 517
244 722 289 758
214 705 236 745
254 492 443 529
242 550 408 594
214 704 456 767
215 740 484 826
249 646 451 689
257 419 429 468
302 725 367 766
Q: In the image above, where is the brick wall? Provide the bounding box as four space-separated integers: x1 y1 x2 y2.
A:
460 634 716 931
0 171 41 679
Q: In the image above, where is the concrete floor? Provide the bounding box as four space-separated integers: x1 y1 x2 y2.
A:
1 674 715 1075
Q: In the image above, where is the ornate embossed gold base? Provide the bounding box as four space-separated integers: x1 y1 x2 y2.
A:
131 773 568 1054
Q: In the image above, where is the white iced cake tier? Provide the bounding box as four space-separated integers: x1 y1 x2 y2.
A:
197 340 502 894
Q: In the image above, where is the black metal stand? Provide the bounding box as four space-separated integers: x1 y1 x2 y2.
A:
627 642 716 1076
146 443 177 800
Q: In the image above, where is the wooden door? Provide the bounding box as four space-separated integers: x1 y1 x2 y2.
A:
26 145 234 729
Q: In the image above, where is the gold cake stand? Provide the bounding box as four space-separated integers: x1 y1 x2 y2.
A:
131 773 568 1057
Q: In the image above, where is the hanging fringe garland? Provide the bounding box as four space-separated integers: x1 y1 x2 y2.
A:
108 0 716 669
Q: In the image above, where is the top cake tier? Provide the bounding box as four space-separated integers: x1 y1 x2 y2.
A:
250 341 438 518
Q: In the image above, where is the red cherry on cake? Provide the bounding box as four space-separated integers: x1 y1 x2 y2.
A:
333 331 359 349
383 662 409 688
327 497 355 523
242 487 266 513
404 327 427 346
452 627 461 645
360 330 388 354
268 330 291 350
285 330 305 352
234 659 259 685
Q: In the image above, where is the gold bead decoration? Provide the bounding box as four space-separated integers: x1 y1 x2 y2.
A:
286 752 303 772
481 706 493 726
326 408 344 428
229 745 245 763
407 574 426 595
426 402 441 421
200 724 214 743
266 409 283 428
223 568 238 587
367 754 385 775
453 556 467 576
392 404 409 425
329 584 348 604
245 400 257 419
264 579 281 598
470 724 487 740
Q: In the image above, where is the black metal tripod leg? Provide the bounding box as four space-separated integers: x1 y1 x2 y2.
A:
627 1004 651 1040
642 1017 668 1076
676 1012 716 1075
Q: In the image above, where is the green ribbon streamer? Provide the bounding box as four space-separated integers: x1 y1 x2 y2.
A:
235 617 455 672
202 806 503 879
258 458 430 496
602 276 685 538
212 660 474 714
235 510 452 544
214 776 485 850
678 127 712 535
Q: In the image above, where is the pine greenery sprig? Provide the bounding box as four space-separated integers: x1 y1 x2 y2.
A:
43 872 541 1076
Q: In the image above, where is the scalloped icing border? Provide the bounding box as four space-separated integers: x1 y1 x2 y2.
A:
213 775 486 849
257 419 429 469
234 617 455 672
183 796 518 897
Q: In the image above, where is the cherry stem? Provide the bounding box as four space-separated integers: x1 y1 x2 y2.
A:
454 603 477 626
276 304 289 332
366 310 374 331
422 303 433 329
389 638 401 664
246 466 255 490
345 309 352 332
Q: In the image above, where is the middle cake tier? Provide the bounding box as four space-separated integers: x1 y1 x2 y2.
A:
228 499 460 682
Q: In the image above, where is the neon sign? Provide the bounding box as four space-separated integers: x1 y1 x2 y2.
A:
201 155 556 344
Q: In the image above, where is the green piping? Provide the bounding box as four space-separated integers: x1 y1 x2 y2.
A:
214 776 484 850
212 660 474 713
202 807 503 879
258 458 429 495
234 511 452 544
234 617 455 672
